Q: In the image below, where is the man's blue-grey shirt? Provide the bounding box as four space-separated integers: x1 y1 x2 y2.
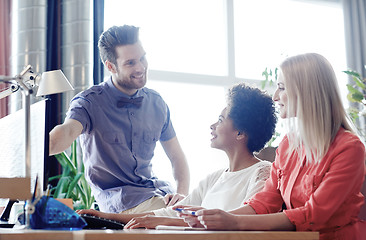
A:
66 77 176 213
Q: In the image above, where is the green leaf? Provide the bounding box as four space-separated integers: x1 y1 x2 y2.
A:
71 141 77 168
347 84 358 93
66 173 83 198
349 92 364 102
68 192 78 201
52 177 70 198
353 76 366 89
343 70 362 79
346 84 364 102
56 151 77 175
274 67 278 80
80 176 91 205
76 184 88 208
48 174 61 182
54 152 68 168
349 111 360 123
262 67 269 78
49 140 95 209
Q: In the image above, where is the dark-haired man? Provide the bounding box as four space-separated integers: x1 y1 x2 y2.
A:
49 25 189 213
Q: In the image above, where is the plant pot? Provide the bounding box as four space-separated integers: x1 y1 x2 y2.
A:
55 198 73 210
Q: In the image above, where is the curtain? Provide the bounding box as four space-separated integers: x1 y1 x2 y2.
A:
93 0 104 84
0 0 11 119
342 0 366 221
343 0 366 132
45 0 63 188
343 0 366 76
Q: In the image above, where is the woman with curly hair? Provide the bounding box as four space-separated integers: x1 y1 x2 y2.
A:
77 83 277 229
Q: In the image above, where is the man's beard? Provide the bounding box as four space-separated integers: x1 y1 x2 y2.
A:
118 75 147 91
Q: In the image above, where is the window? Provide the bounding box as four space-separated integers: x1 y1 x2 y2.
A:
145 81 227 190
233 0 347 96
104 0 347 189
104 0 227 76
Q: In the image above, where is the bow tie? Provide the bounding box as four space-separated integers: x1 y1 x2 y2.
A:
117 96 144 108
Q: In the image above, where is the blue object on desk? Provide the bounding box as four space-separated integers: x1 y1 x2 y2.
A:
29 196 86 230
174 208 196 216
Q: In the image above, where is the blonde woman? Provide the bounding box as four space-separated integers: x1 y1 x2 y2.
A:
177 53 366 240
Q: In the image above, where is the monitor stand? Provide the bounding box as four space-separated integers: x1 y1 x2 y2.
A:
0 199 18 228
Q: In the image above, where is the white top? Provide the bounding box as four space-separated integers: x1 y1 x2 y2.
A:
154 160 272 217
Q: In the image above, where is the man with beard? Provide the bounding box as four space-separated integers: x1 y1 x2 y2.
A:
49 25 189 214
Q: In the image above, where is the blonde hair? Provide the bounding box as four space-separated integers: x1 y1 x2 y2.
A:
280 53 355 163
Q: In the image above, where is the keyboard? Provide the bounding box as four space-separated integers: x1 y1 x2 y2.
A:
80 214 124 230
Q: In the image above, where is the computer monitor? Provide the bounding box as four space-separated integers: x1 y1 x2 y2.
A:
0 99 47 197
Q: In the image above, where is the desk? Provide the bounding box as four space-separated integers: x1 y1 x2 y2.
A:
0 229 319 240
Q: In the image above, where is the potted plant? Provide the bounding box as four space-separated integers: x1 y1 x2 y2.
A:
254 67 281 162
344 67 366 221
261 67 278 90
49 140 95 210
261 67 281 147
344 68 366 128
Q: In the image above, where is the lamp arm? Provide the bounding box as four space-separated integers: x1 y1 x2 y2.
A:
0 84 20 100
0 65 39 100
0 76 18 82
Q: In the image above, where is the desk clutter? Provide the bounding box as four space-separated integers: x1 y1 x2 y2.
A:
0 197 125 230
29 196 86 230
79 214 124 229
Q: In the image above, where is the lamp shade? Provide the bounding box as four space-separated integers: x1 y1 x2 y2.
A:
36 70 74 97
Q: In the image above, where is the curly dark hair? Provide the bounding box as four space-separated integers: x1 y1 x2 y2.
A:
227 83 277 153
98 25 140 66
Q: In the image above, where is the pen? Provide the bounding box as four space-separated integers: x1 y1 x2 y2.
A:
31 175 38 202
174 208 196 216
46 184 52 197
42 184 52 215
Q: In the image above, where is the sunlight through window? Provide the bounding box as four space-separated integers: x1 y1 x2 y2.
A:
104 0 347 189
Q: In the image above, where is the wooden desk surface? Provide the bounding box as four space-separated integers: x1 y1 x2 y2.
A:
0 228 319 240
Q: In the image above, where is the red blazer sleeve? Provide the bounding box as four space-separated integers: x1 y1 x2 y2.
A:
284 133 365 231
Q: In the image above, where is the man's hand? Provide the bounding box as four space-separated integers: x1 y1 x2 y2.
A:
164 193 186 207
76 209 106 219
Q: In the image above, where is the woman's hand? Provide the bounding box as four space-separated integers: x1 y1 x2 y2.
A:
194 209 240 230
125 215 172 229
173 205 241 230
173 205 206 228
164 193 186 206
75 209 106 218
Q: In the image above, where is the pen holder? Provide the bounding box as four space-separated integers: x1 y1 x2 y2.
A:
29 196 86 230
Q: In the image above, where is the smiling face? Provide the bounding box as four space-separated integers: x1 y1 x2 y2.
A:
107 42 148 95
210 108 239 150
272 71 289 119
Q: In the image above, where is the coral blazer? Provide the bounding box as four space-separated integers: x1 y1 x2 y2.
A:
247 128 366 240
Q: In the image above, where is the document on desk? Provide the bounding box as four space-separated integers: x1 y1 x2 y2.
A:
155 225 206 231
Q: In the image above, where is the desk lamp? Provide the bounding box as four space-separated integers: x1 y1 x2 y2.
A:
0 65 74 226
